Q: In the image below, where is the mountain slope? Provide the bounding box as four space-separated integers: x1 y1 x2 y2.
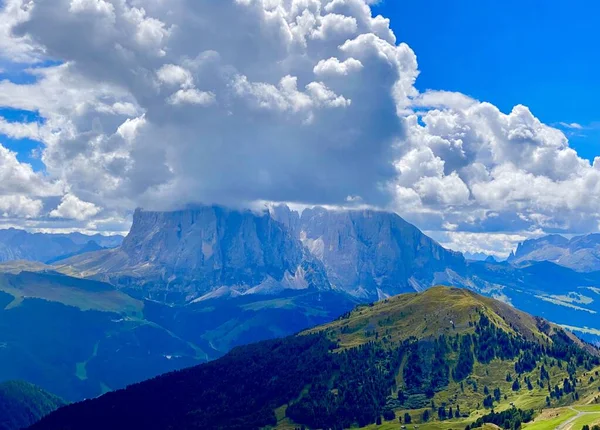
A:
508 234 600 272
0 229 123 265
0 266 355 402
0 271 209 401
272 205 466 299
0 381 65 430
31 287 600 430
453 259 600 344
58 207 331 303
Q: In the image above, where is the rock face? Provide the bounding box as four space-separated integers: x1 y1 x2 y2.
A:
508 234 600 272
61 204 465 302
61 207 330 302
0 229 122 264
273 205 466 299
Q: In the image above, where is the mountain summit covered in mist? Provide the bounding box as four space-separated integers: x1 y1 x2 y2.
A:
58 205 464 303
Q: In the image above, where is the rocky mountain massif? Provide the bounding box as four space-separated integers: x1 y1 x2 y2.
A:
58 207 331 303
271 205 465 298
55 205 600 342
508 233 600 272
30 287 600 430
59 205 465 303
0 229 123 265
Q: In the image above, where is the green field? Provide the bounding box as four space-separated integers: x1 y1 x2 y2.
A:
524 408 578 430
523 405 600 430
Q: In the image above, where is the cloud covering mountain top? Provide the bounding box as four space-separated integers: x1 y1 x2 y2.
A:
0 0 598 256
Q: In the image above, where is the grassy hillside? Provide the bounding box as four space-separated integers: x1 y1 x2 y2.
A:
0 269 355 403
31 287 600 430
0 271 210 401
0 380 65 430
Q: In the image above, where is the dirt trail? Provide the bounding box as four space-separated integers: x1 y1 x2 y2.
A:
556 407 599 430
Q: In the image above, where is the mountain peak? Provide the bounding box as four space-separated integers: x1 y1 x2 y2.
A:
509 233 600 272
60 205 331 303
59 205 467 302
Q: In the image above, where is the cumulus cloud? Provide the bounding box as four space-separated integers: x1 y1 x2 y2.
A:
389 94 600 243
0 195 43 218
3 0 415 213
50 193 101 220
0 0 597 256
313 57 363 76
166 89 216 106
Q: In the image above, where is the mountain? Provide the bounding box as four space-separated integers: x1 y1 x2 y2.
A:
508 234 600 272
0 381 65 430
0 229 123 265
54 205 600 341
30 287 600 430
45 241 104 264
58 206 334 303
464 251 496 262
63 233 123 249
447 259 600 344
60 205 466 302
272 205 466 299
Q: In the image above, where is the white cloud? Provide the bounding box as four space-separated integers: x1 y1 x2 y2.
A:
50 193 101 220
0 117 43 141
559 122 583 130
0 195 43 218
0 0 40 63
167 89 216 106
0 0 596 258
429 231 542 260
69 0 115 20
156 64 194 89
0 143 61 197
314 57 363 76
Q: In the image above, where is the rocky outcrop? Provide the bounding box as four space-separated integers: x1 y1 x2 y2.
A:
60 206 331 303
508 234 600 272
272 205 466 299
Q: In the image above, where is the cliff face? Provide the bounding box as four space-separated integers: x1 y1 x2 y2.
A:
61 206 331 303
508 234 600 272
272 205 466 299
60 204 467 302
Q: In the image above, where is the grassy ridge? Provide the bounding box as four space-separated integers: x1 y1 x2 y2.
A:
0 380 65 430
0 271 143 315
29 286 600 429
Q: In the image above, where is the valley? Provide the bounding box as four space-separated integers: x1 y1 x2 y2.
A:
0 206 599 428
28 287 600 429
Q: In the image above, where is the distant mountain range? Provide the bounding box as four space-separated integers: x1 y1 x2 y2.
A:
0 229 123 265
30 287 600 430
508 233 600 272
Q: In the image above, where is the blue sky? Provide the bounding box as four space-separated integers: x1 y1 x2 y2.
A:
374 0 600 161
0 106 44 171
